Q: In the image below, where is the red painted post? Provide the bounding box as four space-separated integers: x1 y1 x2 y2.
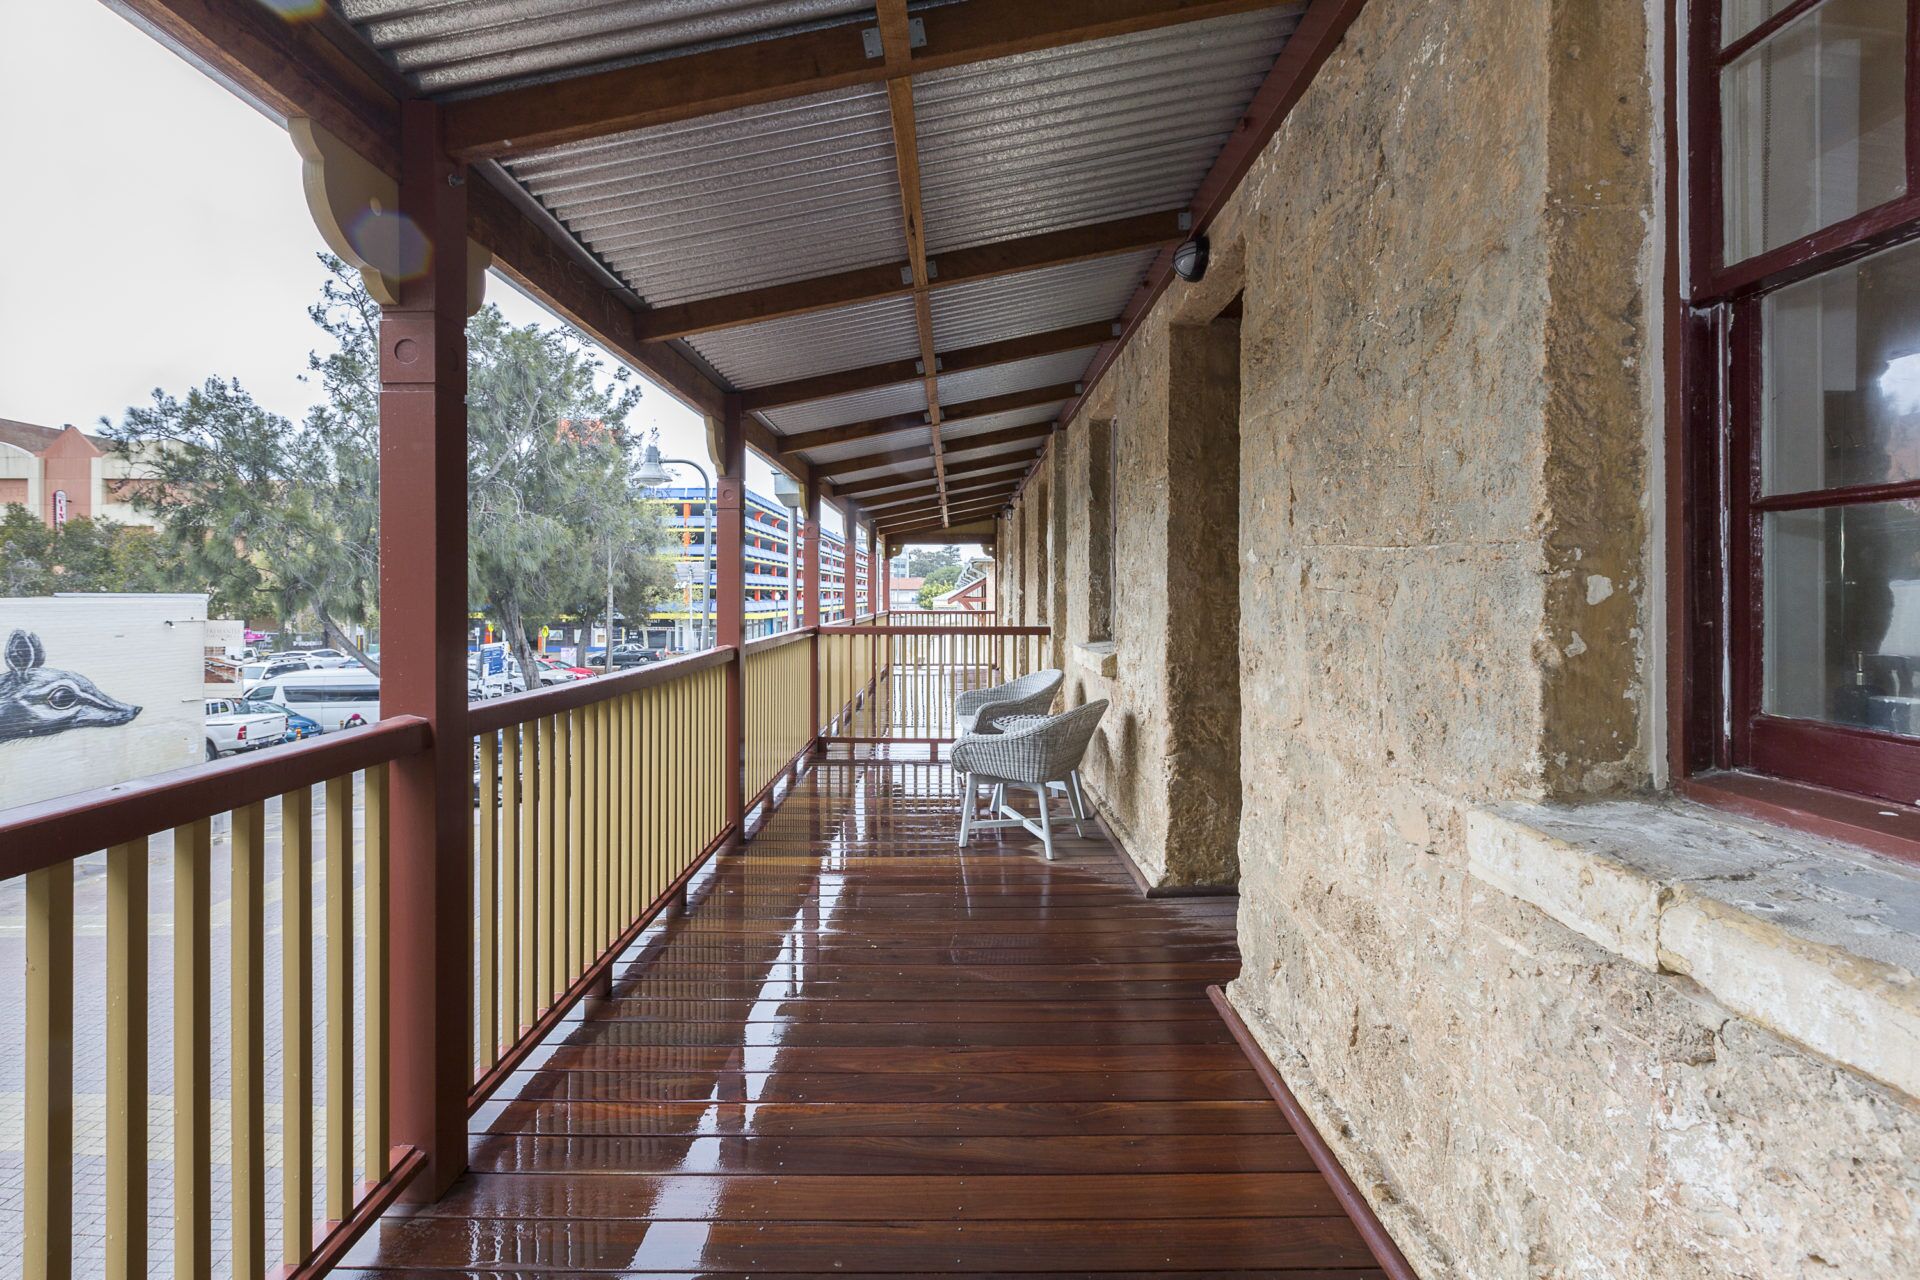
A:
802 481 823 744
379 100 471 1201
716 400 747 831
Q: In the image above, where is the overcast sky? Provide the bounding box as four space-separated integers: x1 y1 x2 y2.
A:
0 0 783 501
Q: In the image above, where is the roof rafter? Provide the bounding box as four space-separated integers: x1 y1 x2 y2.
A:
777 383 1077 455
739 320 1116 413
864 477 1020 512
876 0 948 524
634 211 1181 341
819 423 1052 479
835 452 1040 498
442 0 1309 160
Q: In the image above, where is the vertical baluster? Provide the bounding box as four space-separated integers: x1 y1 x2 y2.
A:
569 705 586 981
232 802 267 1280
536 713 555 1009
281 788 313 1265
519 722 539 1034
175 817 212 1276
24 858 73 1280
597 698 610 950
324 773 355 1222
501 725 522 1050
105 838 147 1280
477 732 498 1069
648 684 662 902
365 764 390 1181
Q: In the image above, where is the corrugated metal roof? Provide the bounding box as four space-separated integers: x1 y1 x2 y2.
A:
799 425 936 467
940 403 1065 442
506 85 905 308
759 379 929 435
913 11 1299 253
943 438 1043 468
936 347 1100 406
929 253 1155 350
686 295 921 389
339 0 876 94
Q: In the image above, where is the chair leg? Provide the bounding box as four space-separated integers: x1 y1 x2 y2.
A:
1034 784 1054 860
957 772 974 847
1068 770 1088 835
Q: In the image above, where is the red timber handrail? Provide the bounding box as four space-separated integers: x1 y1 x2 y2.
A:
0 715 429 875
466 645 734 734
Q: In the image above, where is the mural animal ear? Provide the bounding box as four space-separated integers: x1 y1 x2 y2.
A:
4 630 42 674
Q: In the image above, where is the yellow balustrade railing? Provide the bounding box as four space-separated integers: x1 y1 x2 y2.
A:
466 650 730 1097
2 720 428 1280
816 624 1050 743
743 630 815 804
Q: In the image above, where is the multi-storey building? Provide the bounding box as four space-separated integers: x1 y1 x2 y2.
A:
648 485 867 648
0 419 161 529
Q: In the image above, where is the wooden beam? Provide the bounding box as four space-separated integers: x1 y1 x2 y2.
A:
873 498 1016 531
443 0 1311 160
880 505 1009 536
835 452 1040 497
865 477 1019 513
819 423 1053 479
739 320 1115 413
778 383 1077 455
877 0 947 522
634 211 1183 341
876 489 1017 521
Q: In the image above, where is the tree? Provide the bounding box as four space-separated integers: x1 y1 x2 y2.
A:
904 544 962 577
917 562 963 609
106 255 672 688
0 507 204 599
103 255 380 660
465 306 670 688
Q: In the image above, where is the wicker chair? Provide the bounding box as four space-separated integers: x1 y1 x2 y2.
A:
953 700 1108 860
954 668 1063 737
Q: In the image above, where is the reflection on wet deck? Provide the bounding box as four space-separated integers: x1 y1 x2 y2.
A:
344 752 1384 1277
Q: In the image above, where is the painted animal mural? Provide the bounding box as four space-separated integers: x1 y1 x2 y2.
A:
0 629 142 743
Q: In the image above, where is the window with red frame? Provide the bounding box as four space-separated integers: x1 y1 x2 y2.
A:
1686 0 1920 805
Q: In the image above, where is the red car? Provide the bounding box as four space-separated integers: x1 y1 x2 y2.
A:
534 654 597 680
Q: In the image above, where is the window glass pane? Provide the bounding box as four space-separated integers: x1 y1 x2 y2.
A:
1762 238 1920 493
1721 0 1906 263
1724 0 1808 46
1763 500 1920 734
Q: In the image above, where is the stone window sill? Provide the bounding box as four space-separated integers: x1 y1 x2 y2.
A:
1466 795 1920 1100
1073 640 1118 679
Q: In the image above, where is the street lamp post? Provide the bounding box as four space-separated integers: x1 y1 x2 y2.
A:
635 444 714 651
773 471 804 633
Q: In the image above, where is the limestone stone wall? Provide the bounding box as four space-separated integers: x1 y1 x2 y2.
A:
997 0 1920 1275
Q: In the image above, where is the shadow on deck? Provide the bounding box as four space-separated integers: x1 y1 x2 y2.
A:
342 750 1386 1277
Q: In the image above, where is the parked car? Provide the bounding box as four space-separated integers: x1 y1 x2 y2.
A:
297 648 361 669
600 644 668 670
241 655 312 686
205 698 289 761
532 655 590 683
242 670 381 733
246 700 322 742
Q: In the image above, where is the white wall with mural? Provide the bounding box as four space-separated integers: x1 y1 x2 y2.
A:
0 593 208 812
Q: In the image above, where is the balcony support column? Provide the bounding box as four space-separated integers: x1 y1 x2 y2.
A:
379 100 472 1202
865 522 879 618
715 399 747 830
802 481 823 743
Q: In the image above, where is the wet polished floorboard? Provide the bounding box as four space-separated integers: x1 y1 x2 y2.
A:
344 754 1383 1277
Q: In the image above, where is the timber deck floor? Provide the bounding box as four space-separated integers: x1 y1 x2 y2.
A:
343 751 1384 1277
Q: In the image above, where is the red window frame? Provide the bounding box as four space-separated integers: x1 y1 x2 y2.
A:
1679 0 1920 817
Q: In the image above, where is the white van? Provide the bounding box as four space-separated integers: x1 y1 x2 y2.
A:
243 670 381 733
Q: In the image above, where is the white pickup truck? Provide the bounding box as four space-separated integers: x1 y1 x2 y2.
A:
205 698 287 761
